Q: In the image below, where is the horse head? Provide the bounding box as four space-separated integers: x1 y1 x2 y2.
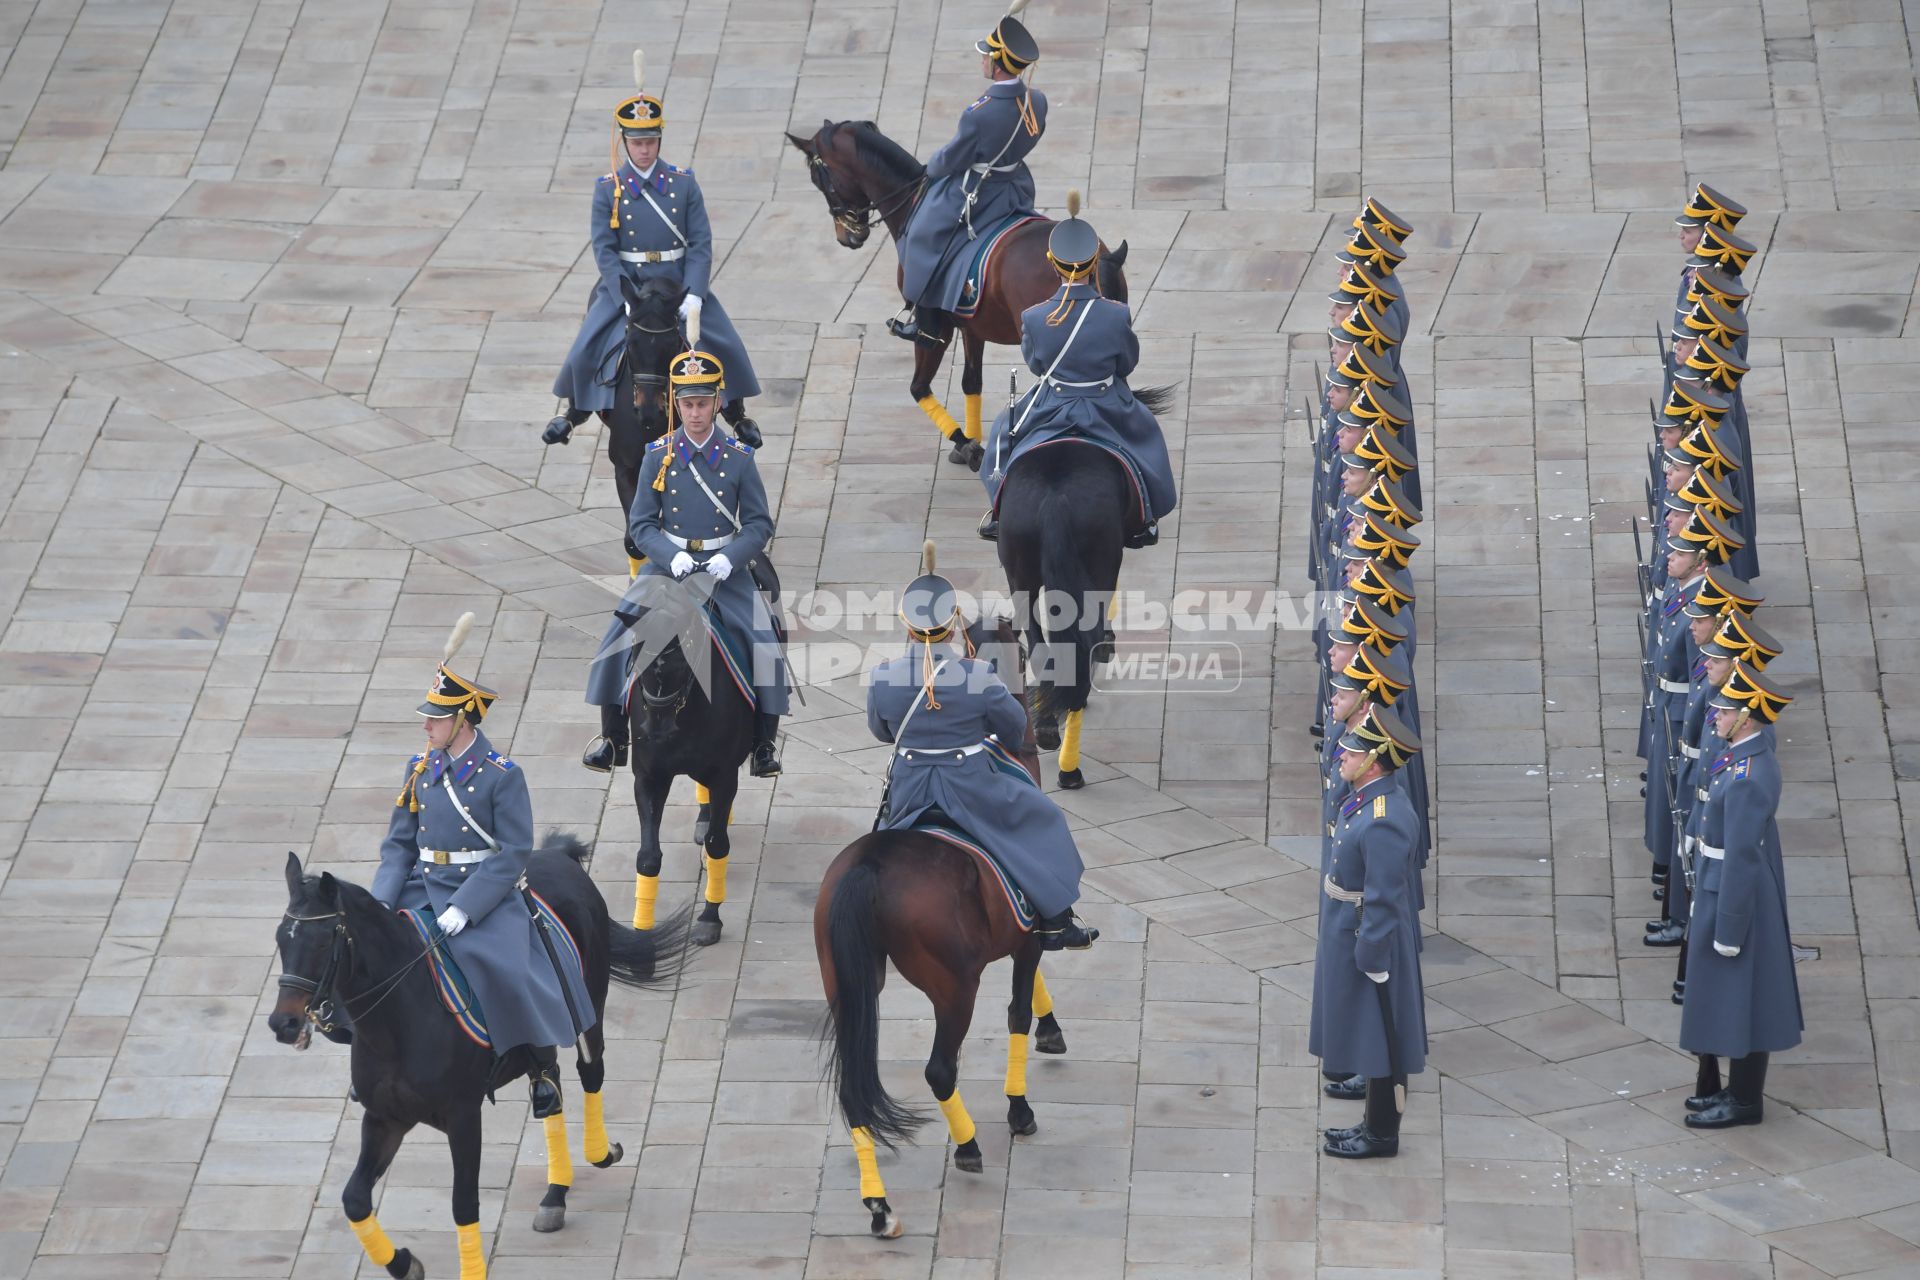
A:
621 274 685 434
270 851 351 1050
635 634 695 743
786 120 924 251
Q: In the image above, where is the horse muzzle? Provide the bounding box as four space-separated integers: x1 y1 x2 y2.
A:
267 1005 308 1048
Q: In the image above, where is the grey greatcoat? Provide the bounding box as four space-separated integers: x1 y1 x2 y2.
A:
1309 774 1427 1079
586 428 789 716
373 731 596 1055
867 653 1083 918
552 160 761 413
898 80 1048 312
1680 731 1803 1058
982 282 1178 522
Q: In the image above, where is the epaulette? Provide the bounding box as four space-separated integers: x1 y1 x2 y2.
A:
597 173 614 184
1732 758 1749 780
725 437 754 454
1373 795 1387 818
409 753 425 766
646 437 668 451
967 93 990 112
487 750 516 771
661 161 691 176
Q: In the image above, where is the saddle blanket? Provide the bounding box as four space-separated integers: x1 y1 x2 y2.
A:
955 214 1048 318
401 891 584 1051
991 436 1151 530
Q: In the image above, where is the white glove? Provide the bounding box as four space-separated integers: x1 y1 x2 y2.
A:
678 294 703 321
1713 941 1740 958
437 905 469 937
1366 971 1388 984
704 553 733 581
669 551 696 578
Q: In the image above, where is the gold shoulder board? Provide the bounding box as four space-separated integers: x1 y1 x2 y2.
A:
1373 796 1387 818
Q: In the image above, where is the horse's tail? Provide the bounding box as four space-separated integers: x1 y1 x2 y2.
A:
1133 383 1178 416
1033 484 1101 720
822 858 923 1148
543 831 592 865
606 907 693 989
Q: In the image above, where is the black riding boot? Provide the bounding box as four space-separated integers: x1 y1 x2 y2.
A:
887 304 948 346
1123 521 1160 550
1035 910 1098 951
1688 1052 1765 1128
543 404 590 445
977 509 999 541
528 1046 563 1119
1321 1071 1366 1101
750 711 783 777
1324 1075 1403 1158
584 704 628 774
721 399 763 449
1685 1054 1724 1111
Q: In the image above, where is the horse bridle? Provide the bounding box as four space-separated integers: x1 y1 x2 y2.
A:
806 150 923 240
276 907 440 1036
625 301 684 388
638 655 692 723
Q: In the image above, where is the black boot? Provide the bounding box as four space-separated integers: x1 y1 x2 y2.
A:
1123 521 1159 550
584 704 628 774
1324 1075 1403 1158
528 1046 563 1119
1035 909 1098 951
1687 1052 1764 1128
1643 920 1686 947
750 711 782 777
886 305 949 346
721 400 763 449
543 405 589 445
977 509 999 541
1685 1054 1723 1110
1322 1072 1366 1101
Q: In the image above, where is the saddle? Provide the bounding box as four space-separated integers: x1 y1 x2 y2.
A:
955 213 1048 318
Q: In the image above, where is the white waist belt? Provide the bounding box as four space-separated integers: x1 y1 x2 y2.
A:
620 248 686 263
1045 375 1113 392
1322 874 1363 905
1680 743 1702 759
1698 844 1725 860
898 743 985 759
665 531 736 550
420 849 489 865
968 162 1019 175
1659 678 1690 693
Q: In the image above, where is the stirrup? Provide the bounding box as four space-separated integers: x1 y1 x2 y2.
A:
529 1070 563 1119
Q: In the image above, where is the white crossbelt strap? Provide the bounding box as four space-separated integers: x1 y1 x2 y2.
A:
439 773 500 853
961 107 1029 238
683 451 743 534
991 298 1097 482
637 183 689 248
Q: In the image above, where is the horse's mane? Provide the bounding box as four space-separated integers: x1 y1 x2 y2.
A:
831 120 926 182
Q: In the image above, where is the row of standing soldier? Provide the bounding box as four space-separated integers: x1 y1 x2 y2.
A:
1304 198 1432 1159
1637 185 1804 1128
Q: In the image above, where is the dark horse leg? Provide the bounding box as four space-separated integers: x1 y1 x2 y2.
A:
534 1020 625 1235
692 768 741 947
927 969 985 1173
446 1104 488 1277
632 764 673 930
341 1110 422 1280
612 450 642 576
1005 941 1041 1136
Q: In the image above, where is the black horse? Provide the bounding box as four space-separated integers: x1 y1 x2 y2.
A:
626 627 758 947
994 431 1169 788
269 841 689 1278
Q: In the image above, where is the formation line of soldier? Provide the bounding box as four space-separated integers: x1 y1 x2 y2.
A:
1305 198 1432 1160
1637 184 1802 1128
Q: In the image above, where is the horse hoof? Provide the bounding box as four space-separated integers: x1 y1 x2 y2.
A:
389 1250 425 1280
532 1203 566 1233
952 1139 984 1174
591 1141 624 1169
691 918 723 947
864 1197 902 1239
1034 1018 1067 1056
1058 767 1084 790
948 440 973 466
1008 1098 1038 1136
965 442 984 473
1035 724 1061 751
694 803 712 845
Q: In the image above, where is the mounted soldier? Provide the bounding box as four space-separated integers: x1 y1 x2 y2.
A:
978 194 1177 543
888 5 1048 346
545 51 763 451
374 614 597 1122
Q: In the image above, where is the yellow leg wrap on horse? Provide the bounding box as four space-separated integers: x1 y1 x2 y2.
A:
543 1111 573 1188
964 392 983 442
633 873 659 931
583 1089 609 1164
851 1126 887 1200
628 555 643 579
694 782 711 804
456 1221 486 1279
917 394 963 441
1058 709 1083 773
1004 1033 1030 1097
1032 969 1054 1018
937 1090 976 1146
349 1215 396 1267
704 853 728 905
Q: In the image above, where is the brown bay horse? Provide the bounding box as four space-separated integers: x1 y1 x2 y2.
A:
813 616 1070 1238
786 119 1131 469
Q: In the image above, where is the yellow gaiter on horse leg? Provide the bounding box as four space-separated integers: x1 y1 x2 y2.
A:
349 1215 396 1268
543 1112 573 1188
694 782 710 805
1032 969 1054 1019
633 874 659 930
964 392 983 442
704 853 728 905
583 1090 610 1165
1004 1033 1030 1097
1058 708 1084 774
456 1221 486 1279
628 555 643 579
851 1126 887 1201
937 1089 977 1146
917 394 963 442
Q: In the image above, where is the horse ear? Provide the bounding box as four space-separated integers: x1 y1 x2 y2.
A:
621 274 642 306
284 850 303 897
316 871 340 905
785 131 813 153
1109 240 1129 268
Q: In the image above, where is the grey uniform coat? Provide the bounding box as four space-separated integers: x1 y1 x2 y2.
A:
1309 774 1428 1078
552 160 761 412
983 283 1178 522
586 428 789 715
868 653 1083 918
373 731 596 1055
898 81 1048 312
1680 731 1804 1058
